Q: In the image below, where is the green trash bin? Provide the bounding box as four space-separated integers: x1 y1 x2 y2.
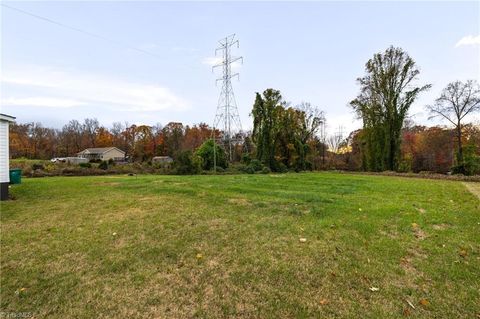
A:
9 169 22 184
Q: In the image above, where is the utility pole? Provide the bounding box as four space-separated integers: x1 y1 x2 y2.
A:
212 34 243 161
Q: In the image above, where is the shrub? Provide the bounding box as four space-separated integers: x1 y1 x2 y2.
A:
398 159 412 173
174 150 202 175
22 166 33 176
108 158 115 165
276 162 288 173
452 144 480 176
248 159 263 172
241 153 251 165
43 163 57 172
31 163 44 171
244 166 255 174
79 163 92 168
99 161 109 170
305 161 313 171
260 166 271 174
463 144 480 176
226 163 247 174
215 167 225 173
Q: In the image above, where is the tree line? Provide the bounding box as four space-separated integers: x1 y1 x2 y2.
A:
9 120 217 162
349 46 479 175
8 46 480 175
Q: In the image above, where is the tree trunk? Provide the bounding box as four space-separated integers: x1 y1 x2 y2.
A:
456 122 463 164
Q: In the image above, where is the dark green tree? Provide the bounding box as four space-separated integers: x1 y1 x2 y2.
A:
195 139 228 170
174 150 202 175
251 89 284 169
275 106 305 169
350 46 431 171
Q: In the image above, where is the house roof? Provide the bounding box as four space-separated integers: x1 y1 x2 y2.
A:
0 113 16 122
78 147 125 155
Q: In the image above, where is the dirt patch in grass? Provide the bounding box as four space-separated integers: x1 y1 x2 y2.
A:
92 181 121 186
138 196 158 202
228 197 252 206
412 224 427 240
414 229 427 240
415 207 426 214
463 182 480 200
432 224 449 230
398 248 427 289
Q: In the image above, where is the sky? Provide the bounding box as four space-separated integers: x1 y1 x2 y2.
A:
1 1 479 135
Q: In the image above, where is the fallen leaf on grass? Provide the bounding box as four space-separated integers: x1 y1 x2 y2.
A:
411 223 418 229
459 250 468 258
196 253 203 259
299 238 307 243
403 308 412 316
112 232 117 236
419 298 429 307
369 287 379 292
319 299 328 305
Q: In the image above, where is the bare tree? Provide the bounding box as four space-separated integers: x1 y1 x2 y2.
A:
295 102 325 142
427 80 480 164
152 123 163 156
327 126 345 154
318 118 328 165
295 102 326 169
83 118 100 147
62 120 83 154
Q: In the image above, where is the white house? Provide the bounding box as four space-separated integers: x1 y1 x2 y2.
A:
77 147 125 162
1 113 16 201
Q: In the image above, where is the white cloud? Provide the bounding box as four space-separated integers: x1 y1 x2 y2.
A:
455 35 480 47
2 97 86 108
1 65 189 112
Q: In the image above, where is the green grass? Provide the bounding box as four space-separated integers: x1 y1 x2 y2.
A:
1 173 479 318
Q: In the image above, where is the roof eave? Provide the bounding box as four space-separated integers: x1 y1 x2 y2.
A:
0 114 16 122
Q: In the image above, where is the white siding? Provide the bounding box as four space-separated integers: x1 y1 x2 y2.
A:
0 121 10 183
103 148 125 161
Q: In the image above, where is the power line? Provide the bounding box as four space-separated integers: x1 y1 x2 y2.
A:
1 3 163 59
212 34 244 161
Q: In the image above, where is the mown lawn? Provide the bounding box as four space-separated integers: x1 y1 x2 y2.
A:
1 173 479 318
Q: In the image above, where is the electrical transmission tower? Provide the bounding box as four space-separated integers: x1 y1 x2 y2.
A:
212 34 243 160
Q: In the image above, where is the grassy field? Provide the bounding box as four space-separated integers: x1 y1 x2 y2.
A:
1 173 479 318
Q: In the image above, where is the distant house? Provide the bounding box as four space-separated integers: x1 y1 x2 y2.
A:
1 113 16 201
77 147 125 162
152 156 173 164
